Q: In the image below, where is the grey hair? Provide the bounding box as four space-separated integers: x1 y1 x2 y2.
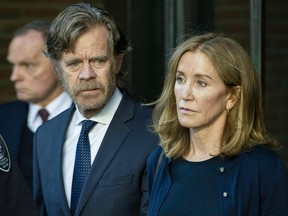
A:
46 3 131 88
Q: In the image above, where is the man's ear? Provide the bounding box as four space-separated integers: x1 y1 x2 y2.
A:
114 54 125 75
226 86 241 111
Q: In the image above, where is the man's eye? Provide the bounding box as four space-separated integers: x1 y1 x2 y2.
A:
22 63 36 72
23 63 31 69
97 59 105 64
92 58 106 65
68 62 79 67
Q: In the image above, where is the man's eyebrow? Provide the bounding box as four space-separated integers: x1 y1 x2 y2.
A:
90 55 108 61
64 58 77 63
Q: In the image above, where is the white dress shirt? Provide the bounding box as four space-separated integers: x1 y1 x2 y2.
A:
28 92 72 132
63 88 123 206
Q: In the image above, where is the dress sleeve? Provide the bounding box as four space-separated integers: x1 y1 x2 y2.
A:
260 157 288 216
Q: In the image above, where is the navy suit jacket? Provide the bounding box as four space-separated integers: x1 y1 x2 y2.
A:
0 100 34 189
33 92 158 216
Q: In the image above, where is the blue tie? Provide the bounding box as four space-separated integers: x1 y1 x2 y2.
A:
71 120 96 215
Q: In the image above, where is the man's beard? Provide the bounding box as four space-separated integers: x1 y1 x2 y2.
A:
61 70 117 113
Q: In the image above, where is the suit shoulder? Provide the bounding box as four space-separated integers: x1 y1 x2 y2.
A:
135 103 153 115
0 100 28 112
0 101 28 123
37 106 73 132
117 91 153 120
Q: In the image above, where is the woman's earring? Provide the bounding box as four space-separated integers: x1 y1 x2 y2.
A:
226 107 230 115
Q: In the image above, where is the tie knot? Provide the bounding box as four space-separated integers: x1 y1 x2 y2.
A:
38 108 49 123
81 120 96 134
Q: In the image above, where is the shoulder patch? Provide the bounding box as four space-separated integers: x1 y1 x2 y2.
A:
0 135 11 172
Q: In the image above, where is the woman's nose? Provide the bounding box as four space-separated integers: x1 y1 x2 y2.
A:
181 83 194 100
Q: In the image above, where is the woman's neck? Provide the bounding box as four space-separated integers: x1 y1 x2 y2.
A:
184 127 222 162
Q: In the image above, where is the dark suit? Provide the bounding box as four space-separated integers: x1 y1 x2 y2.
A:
0 134 40 216
0 100 34 189
33 92 158 216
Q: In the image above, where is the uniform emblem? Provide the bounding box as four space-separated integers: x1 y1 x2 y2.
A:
0 135 11 172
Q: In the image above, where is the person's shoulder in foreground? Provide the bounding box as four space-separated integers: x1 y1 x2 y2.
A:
0 135 39 216
0 100 28 121
0 100 28 134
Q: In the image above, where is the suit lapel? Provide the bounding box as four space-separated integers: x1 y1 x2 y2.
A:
76 92 135 215
52 106 76 215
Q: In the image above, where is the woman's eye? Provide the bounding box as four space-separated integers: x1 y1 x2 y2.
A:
197 80 207 87
176 75 185 83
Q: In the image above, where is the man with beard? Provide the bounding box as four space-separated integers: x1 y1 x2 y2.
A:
33 3 158 216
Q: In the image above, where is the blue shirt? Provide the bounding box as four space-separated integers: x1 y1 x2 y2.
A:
158 157 221 216
146 146 288 216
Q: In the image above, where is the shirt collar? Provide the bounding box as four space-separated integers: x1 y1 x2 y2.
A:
28 91 72 123
45 92 72 118
74 87 123 126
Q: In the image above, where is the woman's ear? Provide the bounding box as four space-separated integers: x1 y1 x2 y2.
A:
226 86 241 111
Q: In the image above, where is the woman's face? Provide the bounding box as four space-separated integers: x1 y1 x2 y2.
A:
174 50 230 132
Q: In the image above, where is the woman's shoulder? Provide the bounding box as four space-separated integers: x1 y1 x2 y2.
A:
246 145 281 160
147 146 164 165
239 145 287 171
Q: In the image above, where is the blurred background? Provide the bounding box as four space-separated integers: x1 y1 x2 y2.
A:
0 0 287 165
